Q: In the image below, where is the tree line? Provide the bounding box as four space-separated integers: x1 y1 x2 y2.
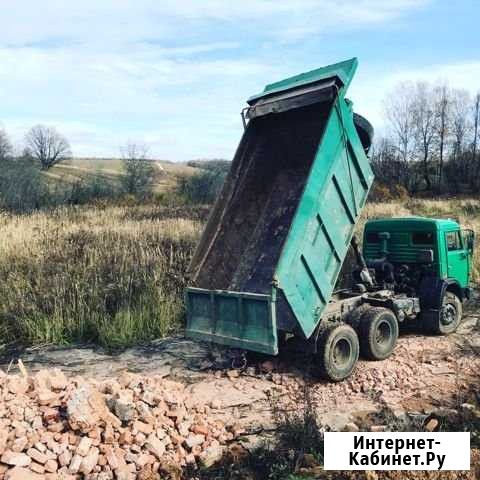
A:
371 81 480 196
0 123 227 212
0 125 157 212
4 78 475 212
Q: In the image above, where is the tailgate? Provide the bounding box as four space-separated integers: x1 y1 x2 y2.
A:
185 287 278 355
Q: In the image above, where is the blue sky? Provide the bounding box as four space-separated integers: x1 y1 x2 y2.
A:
1 0 479 160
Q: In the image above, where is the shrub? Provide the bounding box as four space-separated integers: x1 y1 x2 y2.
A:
369 183 394 202
177 167 228 204
390 184 409 201
369 183 409 203
66 175 121 205
0 158 51 212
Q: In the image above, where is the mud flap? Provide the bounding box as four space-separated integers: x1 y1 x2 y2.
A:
185 287 278 355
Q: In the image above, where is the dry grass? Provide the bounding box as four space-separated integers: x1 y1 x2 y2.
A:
0 197 477 349
0 205 205 348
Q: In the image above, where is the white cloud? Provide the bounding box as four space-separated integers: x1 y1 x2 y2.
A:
269 0 431 40
0 41 273 159
2 1 432 47
384 61 480 93
0 0 442 160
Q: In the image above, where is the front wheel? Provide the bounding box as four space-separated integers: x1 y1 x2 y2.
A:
423 291 462 335
317 323 359 382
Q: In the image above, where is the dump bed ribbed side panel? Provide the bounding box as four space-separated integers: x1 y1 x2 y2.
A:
275 99 374 339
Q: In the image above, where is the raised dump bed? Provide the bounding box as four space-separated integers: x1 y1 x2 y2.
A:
185 58 374 355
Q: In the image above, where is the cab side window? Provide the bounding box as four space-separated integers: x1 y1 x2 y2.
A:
446 231 462 251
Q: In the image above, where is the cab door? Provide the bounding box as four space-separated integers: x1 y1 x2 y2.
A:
444 230 469 287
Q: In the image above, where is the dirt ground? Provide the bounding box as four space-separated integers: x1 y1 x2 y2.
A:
1 309 479 479
4 313 478 430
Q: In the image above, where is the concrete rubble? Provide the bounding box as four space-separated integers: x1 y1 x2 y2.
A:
0 365 236 479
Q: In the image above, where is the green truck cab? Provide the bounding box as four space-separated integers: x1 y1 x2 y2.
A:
185 58 475 382
364 217 474 292
362 217 474 335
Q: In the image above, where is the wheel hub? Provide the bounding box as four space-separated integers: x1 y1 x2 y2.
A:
441 304 456 326
375 320 392 347
332 338 351 369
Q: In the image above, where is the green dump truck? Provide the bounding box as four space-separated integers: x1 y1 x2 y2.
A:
185 58 475 381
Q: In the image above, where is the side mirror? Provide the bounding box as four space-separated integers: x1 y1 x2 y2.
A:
417 249 434 264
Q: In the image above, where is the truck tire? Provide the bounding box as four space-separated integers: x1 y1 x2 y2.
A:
423 291 462 335
359 307 398 360
353 113 374 153
317 323 359 382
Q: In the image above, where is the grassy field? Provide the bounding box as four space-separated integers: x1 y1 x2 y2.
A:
0 197 478 349
0 204 207 348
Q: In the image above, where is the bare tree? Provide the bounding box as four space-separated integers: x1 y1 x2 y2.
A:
473 93 480 181
450 90 471 162
381 80 478 195
370 137 413 189
412 82 437 190
446 89 472 189
384 82 416 172
120 142 156 197
0 128 12 163
25 125 71 170
433 83 451 189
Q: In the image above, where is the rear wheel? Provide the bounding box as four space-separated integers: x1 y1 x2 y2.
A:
423 291 462 335
359 307 398 360
317 323 359 382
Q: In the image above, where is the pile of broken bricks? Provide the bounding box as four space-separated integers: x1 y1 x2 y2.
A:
0 362 240 479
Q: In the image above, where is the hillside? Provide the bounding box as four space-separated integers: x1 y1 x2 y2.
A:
45 157 200 193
